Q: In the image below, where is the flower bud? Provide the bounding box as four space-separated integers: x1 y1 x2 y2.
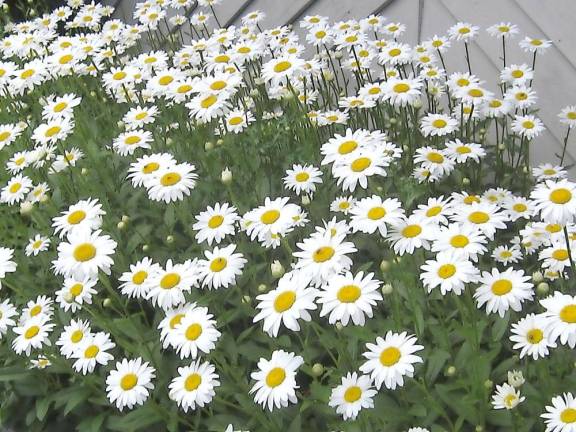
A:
507 370 525 388
389 118 397 125
380 260 391 273
301 195 311 206
216 139 224 146
412 99 423 109
249 88 259 97
117 120 124 129
258 283 267 292
142 244 150 252
117 221 126 230
122 215 130 223
498 143 506 151
532 271 544 283
103 298 112 308
221 167 232 184
445 365 457 377
483 379 493 389
335 322 343 331
166 235 174 244
334 50 343 60
271 260 285 278
81 168 88 175
312 363 324 377
242 295 251 304
537 282 550 296
462 177 470 186
381 283 393 295
166 137 173 146
19 201 34 215
475 427 483 432
205 141 214 151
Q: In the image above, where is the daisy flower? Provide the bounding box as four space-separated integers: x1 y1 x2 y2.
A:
56 276 98 312
486 22 519 39
387 216 437 256
106 357 156 411
146 162 197 203
448 22 479 41
359 331 424 390
261 55 305 84
224 109 255 133
1 174 33 205
12 315 55 356
414 147 455 177
431 224 487 262
53 229 117 280
511 114 545 139
20 295 53 322
492 244 522 265
317 271 382 326
173 305 221 359
519 36 552 54
56 318 92 359
510 313 556 360
112 130 152 156
540 291 576 348
243 197 301 242
52 197 105 238
25 234 50 256
118 257 160 299
198 244 247 290
253 270 318 337
349 195 405 237
541 393 576 432
559 105 576 128
0 299 17 339
0 247 17 288
450 202 508 240
420 250 479 295
169 360 220 412
531 179 576 225
332 151 389 192
473 268 533 317
533 164 567 182
193 203 240 246
492 383 525 410
249 350 304 411
330 196 356 214
283 164 323 196
293 232 356 285
420 113 458 137
127 153 176 188
147 259 198 310
72 331 115 375
123 105 158 129
328 372 376 420
444 139 486 163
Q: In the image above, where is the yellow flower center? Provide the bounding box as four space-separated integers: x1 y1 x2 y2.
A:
200 95 218 109
120 373 138 391
561 408 576 424
380 346 401 366
59 54 73 65
567 112 576 120
84 345 99 358
0 131 10 141
368 206 386 220
313 246 335 263
9 183 21 194
426 206 442 217
468 88 484 98
54 102 68 112
160 172 181 186
351 157 371 172
450 235 469 248
208 215 224 228
266 367 286 388
337 285 361 303
526 328 543 344
489 99 502 108
25 325 40 339
491 279 513 296
135 112 148 121
143 162 159 174
132 270 148 285
456 146 471 155
437 264 456 279
432 119 447 129
73 243 96 262
273 61 292 73
468 211 489 224
295 172 309 182
550 188 572 204
70 330 84 343
45 126 61 137
185 323 203 340
67 210 86 225
522 120 534 129
214 55 230 63
210 80 227 91
560 305 576 323
169 314 184 329
274 291 296 312
70 283 83 297
210 257 227 272
389 48 401 57
457 78 470 87
402 224 422 238
427 152 444 163
261 209 280 224
20 69 35 79
30 305 42 317
512 203 527 213
184 373 202 391
338 140 358 154
228 116 243 126
125 135 141 145
160 273 181 289
344 386 362 402
552 249 569 261
112 71 126 80
177 84 193 94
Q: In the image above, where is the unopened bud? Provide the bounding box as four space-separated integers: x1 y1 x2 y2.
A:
271 260 285 278
380 260 391 273
483 379 493 389
19 201 34 215
462 177 470 186
381 283 393 295
117 221 126 230
142 244 150 252
537 282 550 296
221 167 232 184
81 168 88 175
258 283 267 292
412 99 423 109
335 322 343 331
312 363 324 377
532 271 544 283
205 141 214 151
166 235 174 244
103 298 112 308
446 365 456 376
242 295 251 304
301 195 311 206
507 370 525 388
122 215 130 222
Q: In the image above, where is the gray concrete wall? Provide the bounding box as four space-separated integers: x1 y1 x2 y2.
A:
103 0 576 171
